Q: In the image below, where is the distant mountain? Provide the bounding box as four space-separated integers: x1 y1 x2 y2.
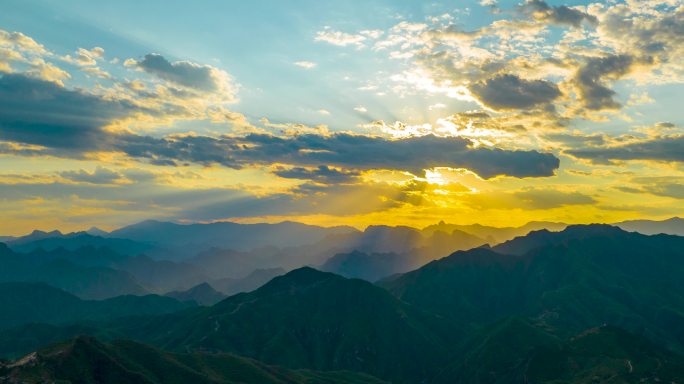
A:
109 220 358 251
0 336 388 384
432 318 684 383
313 226 487 282
320 251 419 282
422 220 567 244
491 223 626 256
0 244 148 299
85 226 109 236
7 231 153 255
381 225 684 352
210 268 286 296
118 267 458 383
0 282 194 331
165 282 226 306
112 254 209 292
617 217 684 236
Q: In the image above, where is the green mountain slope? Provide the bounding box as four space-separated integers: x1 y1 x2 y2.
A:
381 225 684 352
0 282 194 331
432 319 684 384
116 267 457 383
0 336 387 384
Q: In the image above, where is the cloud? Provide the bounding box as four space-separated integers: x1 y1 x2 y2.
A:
63 47 104 66
513 188 596 209
521 0 597 28
573 54 635 111
294 61 317 69
468 74 561 110
59 166 123 185
315 29 367 47
273 165 361 184
0 77 560 179
112 133 562 179
0 29 48 56
543 132 606 148
465 187 596 210
0 73 139 152
133 53 236 96
567 134 684 164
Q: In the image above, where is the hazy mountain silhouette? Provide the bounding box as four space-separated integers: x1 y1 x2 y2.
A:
616 217 684 236
3 223 684 382
109 220 358 251
0 244 148 299
165 282 226 306
210 267 286 296
422 220 567 244
6 231 153 255
320 251 419 282
0 282 193 331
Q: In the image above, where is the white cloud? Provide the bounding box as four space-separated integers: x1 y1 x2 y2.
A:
315 28 367 47
294 61 317 69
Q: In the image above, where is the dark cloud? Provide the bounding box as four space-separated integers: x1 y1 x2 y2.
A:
468 74 561 110
521 0 597 28
113 133 561 179
274 166 361 184
568 135 684 164
0 74 560 179
0 74 138 152
573 55 635 111
136 53 225 92
59 166 123 185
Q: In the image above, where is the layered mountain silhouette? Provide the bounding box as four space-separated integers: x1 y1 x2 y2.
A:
165 282 226 306
2 222 684 382
0 282 193 331
381 225 684 352
116 267 458 383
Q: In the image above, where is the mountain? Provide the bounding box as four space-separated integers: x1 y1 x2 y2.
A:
381 225 684 352
6 231 153 255
86 226 109 236
0 282 194 331
431 318 684 383
422 220 567 244
617 217 684 236
117 267 458 383
491 223 625 256
315 226 488 282
165 282 226 305
109 220 358 251
112 254 209 292
210 267 286 296
0 243 216 297
320 251 419 282
0 244 148 299
0 336 388 384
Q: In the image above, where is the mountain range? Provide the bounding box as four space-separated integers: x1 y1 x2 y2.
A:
2 221 684 382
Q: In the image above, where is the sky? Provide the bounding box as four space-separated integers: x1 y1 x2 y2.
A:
0 0 683 235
